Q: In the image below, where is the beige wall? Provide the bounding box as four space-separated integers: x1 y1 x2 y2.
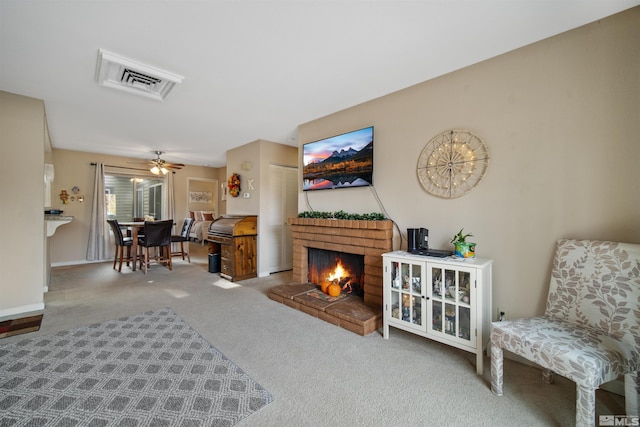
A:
298 8 640 320
49 149 220 265
0 91 46 318
226 139 298 275
226 140 261 215
225 139 297 215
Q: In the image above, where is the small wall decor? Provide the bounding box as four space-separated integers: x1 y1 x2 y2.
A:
417 129 489 199
189 191 212 203
59 189 69 204
220 183 227 201
228 173 241 197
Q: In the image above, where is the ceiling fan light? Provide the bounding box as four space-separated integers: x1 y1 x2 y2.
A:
161 167 168 175
150 166 160 175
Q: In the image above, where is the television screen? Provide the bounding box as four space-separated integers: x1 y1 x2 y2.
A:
302 126 374 191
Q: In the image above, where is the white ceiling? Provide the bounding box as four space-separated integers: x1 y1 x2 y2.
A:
1 1 638 167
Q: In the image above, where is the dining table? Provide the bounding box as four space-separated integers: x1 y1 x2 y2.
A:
118 221 144 271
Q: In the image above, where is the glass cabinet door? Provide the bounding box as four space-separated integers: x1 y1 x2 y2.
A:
389 260 424 330
428 264 475 345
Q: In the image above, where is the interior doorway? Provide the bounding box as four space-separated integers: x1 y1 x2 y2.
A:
187 178 217 217
265 165 298 273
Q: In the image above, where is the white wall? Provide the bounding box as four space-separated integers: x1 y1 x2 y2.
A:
297 8 640 320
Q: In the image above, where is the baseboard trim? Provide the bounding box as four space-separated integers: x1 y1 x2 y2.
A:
52 259 107 267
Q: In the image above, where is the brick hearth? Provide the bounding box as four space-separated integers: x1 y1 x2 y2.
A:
268 218 394 335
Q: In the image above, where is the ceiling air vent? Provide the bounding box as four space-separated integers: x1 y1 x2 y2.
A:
95 49 184 101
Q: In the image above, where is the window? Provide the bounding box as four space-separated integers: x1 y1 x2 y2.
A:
105 175 164 221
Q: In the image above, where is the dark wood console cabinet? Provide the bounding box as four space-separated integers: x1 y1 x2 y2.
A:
207 215 257 281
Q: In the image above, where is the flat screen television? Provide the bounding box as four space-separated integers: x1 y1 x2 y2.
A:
302 126 374 191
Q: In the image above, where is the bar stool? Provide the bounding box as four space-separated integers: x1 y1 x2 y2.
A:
107 219 133 272
171 218 195 263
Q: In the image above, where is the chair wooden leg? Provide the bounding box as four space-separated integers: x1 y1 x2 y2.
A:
113 249 118 270
137 245 176 272
140 247 148 274
118 246 124 272
166 245 173 270
184 241 190 263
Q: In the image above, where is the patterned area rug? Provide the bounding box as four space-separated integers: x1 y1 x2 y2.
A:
0 308 273 426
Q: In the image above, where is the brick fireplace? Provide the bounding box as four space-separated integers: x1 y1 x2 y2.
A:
268 218 394 335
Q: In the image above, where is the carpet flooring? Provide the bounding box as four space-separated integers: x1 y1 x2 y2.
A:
0 308 273 426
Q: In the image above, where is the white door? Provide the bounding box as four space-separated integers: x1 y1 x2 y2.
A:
266 165 298 272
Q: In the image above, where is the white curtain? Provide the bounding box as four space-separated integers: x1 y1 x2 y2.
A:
163 171 175 228
87 163 111 261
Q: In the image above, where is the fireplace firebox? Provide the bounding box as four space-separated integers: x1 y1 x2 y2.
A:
308 248 365 298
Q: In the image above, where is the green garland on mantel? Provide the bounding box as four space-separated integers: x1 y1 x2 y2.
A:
297 210 386 221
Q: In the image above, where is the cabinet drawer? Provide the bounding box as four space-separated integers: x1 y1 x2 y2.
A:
221 258 232 275
220 244 232 259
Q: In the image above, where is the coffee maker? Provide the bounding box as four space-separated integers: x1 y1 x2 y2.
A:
407 228 429 255
407 227 453 257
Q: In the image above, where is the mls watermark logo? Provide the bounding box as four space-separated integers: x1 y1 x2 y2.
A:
600 415 640 426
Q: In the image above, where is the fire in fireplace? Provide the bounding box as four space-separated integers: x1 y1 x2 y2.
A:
307 248 365 297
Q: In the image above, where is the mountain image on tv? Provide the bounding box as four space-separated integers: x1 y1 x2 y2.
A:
303 126 374 191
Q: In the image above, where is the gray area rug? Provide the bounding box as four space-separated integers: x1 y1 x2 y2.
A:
0 308 273 426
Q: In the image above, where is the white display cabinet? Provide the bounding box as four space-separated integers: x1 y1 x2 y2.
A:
382 251 493 375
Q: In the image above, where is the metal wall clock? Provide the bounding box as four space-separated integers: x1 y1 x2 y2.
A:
416 129 489 199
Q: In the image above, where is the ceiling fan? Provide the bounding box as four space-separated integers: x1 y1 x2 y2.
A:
148 151 184 175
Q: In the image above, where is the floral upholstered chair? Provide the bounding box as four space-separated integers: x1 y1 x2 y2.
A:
490 239 640 427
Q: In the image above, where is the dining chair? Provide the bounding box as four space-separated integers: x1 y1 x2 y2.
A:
106 219 133 272
137 220 173 274
171 218 195 263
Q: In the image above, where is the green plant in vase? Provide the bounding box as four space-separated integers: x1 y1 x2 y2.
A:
450 228 476 258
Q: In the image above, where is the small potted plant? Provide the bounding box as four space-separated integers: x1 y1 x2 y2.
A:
451 228 476 258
